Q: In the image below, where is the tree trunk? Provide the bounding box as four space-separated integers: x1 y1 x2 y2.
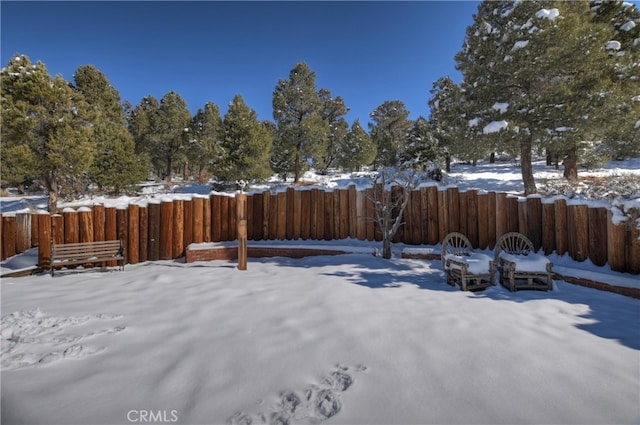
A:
563 147 578 181
166 157 173 182
445 153 451 173
382 235 392 259
294 149 300 183
44 172 59 213
520 137 537 195
489 152 495 164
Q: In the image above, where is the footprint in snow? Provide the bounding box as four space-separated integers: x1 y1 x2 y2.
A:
227 364 367 425
0 308 125 371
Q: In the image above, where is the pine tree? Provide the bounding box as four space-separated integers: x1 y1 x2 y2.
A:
128 95 160 178
128 92 190 181
337 119 376 171
272 62 328 182
404 116 441 171
189 102 224 182
428 76 467 172
219 94 273 182
74 65 147 194
368 100 411 168
318 88 349 172
1 54 95 211
591 0 640 160
455 1 632 192
156 91 191 181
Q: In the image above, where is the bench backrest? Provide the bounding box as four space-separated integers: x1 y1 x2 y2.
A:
51 240 123 260
442 232 474 259
495 232 534 262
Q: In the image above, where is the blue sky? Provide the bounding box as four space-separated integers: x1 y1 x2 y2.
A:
1 1 480 125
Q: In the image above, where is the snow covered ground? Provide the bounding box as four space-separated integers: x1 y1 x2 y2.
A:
1 158 639 425
2 251 639 425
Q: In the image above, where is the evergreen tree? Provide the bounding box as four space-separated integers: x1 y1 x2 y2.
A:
404 116 442 170
368 100 411 168
591 0 640 160
272 62 328 182
428 76 467 172
189 102 224 182
74 65 147 194
128 95 160 178
128 92 190 181
455 1 631 192
318 88 349 171
156 91 191 181
1 54 95 211
219 94 273 182
337 119 376 171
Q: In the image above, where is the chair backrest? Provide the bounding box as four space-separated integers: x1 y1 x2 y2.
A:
442 232 473 260
495 232 534 262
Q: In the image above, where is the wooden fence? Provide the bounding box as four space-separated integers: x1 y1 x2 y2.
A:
1 186 639 274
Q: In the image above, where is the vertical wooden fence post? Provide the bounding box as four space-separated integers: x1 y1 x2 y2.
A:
183 199 193 250
210 195 220 242
220 196 230 241
588 207 608 267
79 207 94 268
426 186 439 245
105 207 117 266
526 196 542 251
93 204 105 242
477 193 488 249
2 215 16 260
31 212 40 248
117 208 128 264
64 208 79 244
437 189 448 242
147 202 160 261
466 190 478 247
128 204 140 264
172 200 184 258
495 192 507 241
300 190 310 240
555 199 568 256
203 195 212 243
78 207 94 243
51 213 64 269
506 197 519 233
541 201 556 255
567 204 589 262
193 196 204 243
160 200 173 260
629 223 640 274
37 212 51 269
487 192 497 249
607 210 627 272
139 205 148 263
15 213 31 254
252 193 264 240
237 193 247 270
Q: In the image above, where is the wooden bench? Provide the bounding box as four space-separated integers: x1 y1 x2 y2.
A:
50 240 125 276
495 232 553 291
442 232 495 291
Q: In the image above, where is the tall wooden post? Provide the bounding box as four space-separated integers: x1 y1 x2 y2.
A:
237 193 247 270
128 204 140 264
37 212 51 269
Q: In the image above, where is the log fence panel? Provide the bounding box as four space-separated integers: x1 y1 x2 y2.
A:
588 207 608 267
1 187 638 274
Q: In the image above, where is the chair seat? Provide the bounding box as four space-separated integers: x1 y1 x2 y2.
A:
499 251 551 273
445 252 493 274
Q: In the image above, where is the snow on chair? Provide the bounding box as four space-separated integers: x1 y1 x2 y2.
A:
494 232 553 291
441 232 495 291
